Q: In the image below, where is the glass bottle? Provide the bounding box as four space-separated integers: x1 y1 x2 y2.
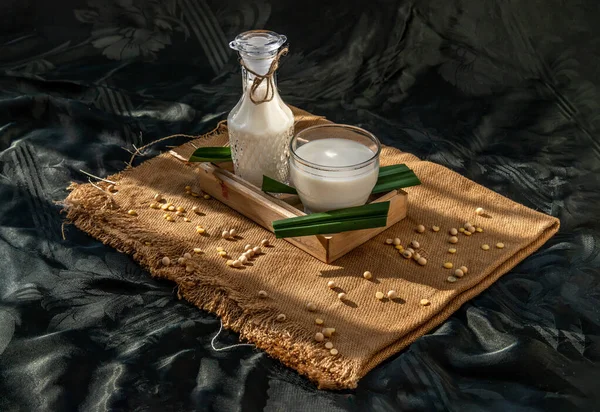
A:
227 30 294 187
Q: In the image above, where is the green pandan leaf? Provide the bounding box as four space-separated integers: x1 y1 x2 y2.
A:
189 147 232 163
273 202 390 238
261 176 298 194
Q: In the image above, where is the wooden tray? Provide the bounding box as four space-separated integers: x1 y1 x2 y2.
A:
193 162 407 263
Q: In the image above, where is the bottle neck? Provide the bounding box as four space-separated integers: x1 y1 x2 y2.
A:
240 55 280 103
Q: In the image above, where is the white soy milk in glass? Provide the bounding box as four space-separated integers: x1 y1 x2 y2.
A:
290 125 381 213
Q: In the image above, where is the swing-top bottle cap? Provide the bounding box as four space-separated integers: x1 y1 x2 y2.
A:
230 30 287 56
230 30 287 76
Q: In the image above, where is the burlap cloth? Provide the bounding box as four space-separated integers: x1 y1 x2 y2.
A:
64 107 559 390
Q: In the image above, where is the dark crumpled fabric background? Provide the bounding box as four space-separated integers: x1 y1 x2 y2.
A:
1 0 599 410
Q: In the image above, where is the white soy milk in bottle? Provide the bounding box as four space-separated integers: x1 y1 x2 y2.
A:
227 30 294 187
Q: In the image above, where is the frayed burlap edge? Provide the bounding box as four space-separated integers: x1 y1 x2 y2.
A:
64 184 361 389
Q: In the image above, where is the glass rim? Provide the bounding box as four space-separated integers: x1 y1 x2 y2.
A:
290 124 382 172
